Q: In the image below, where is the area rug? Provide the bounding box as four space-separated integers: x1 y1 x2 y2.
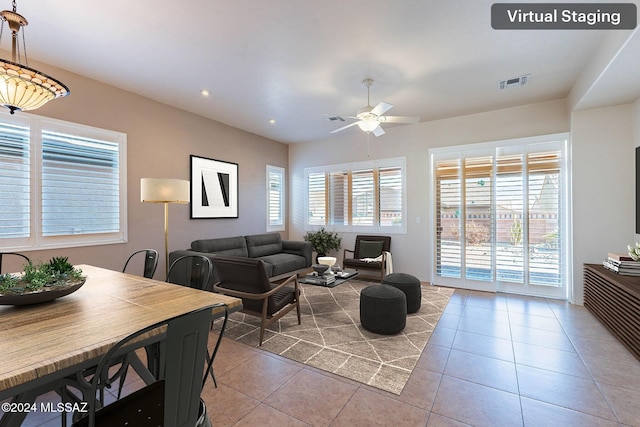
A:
213 279 453 395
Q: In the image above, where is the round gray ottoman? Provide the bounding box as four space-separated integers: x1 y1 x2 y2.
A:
360 284 407 334
383 273 422 313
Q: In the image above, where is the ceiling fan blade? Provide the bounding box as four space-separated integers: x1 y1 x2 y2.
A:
330 121 360 133
372 125 385 137
370 102 393 117
382 115 420 124
325 114 358 122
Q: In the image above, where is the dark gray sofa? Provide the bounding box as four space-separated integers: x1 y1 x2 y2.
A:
169 233 312 289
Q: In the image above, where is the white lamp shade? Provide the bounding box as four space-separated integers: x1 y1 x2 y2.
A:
141 178 190 204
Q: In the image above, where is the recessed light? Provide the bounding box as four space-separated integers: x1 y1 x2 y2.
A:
269 119 276 124
201 89 210 97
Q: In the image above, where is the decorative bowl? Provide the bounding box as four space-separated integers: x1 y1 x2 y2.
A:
0 278 86 306
317 256 337 267
312 264 330 275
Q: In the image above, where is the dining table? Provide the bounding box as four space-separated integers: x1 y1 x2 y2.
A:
0 264 242 425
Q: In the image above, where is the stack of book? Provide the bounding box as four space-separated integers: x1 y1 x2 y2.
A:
603 253 640 276
301 273 336 286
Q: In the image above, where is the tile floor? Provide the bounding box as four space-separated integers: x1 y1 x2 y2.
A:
24 288 640 426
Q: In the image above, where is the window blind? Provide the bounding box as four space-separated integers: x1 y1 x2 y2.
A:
267 166 284 230
0 122 30 239
41 131 120 236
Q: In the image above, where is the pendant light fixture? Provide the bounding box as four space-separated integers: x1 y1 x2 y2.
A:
0 0 69 114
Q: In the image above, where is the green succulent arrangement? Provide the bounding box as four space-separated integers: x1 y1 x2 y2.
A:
628 243 640 261
303 227 342 255
0 257 84 295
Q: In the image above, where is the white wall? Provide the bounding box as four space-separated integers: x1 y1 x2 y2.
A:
570 104 635 304
289 99 569 284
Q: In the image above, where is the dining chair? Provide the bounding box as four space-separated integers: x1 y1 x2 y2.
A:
165 254 219 386
0 252 31 274
122 249 159 279
72 303 226 427
166 254 213 290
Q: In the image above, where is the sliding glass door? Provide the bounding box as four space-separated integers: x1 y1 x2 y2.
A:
431 134 569 299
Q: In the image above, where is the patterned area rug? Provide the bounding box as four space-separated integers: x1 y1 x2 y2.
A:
214 279 453 395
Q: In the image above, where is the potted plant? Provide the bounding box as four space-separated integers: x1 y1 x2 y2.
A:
0 257 86 305
303 228 342 260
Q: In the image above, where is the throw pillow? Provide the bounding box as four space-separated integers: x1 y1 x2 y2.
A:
359 240 384 259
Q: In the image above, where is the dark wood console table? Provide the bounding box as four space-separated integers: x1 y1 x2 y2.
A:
583 264 640 362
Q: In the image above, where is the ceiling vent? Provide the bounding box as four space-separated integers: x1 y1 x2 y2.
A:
498 74 530 90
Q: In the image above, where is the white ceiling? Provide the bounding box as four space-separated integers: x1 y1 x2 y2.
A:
5 0 639 143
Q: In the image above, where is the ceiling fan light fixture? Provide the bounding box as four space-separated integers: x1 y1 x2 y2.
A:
0 1 69 114
357 119 379 132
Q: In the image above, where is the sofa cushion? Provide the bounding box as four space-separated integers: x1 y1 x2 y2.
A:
246 233 283 258
256 253 307 277
191 236 248 257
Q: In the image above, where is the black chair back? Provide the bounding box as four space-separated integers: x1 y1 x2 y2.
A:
0 252 31 274
122 249 159 279
166 255 213 291
73 304 218 427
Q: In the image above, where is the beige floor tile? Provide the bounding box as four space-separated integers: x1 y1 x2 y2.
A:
510 324 575 352
431 376 523 427
598 382 640 426
581 354 640 392
512 341 592 379
429 326 457 348
217 352 302 400
233 404 309 427
203 382 260 427
516 365 617 421
427 412 473 426
505 296 556 318
457 315 512 340
264 369 357 426
331 388 429 426
394 366 443 410
462 305 511 324
521 397 621 427
444 349 518 393
452 330 515 362
416 343 451 374
508 311 565 333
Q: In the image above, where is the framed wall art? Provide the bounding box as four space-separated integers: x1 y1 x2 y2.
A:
190 155 238 219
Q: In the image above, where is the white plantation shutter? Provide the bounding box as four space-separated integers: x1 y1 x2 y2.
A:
0 112 127 250
0 121 30 239
352 169 374 226
431 135 568 298
308 172 326 226
304 157 405 233
42 131 120 236
267 165 285 231
329 171 348 225
379 166 403 227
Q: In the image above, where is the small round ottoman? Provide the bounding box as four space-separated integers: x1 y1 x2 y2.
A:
383 273 422 313
360 284 407 334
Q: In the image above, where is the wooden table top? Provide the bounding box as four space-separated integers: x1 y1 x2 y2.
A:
0 264 241 395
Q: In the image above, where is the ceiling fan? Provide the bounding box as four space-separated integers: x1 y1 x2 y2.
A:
329 78 420 137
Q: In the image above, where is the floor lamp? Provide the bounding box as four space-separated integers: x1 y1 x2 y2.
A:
141 178 190 277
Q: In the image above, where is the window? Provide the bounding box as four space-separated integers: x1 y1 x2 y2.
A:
266 165 285 231
0 111 127 251
305 157 406 233
430 134 569 299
